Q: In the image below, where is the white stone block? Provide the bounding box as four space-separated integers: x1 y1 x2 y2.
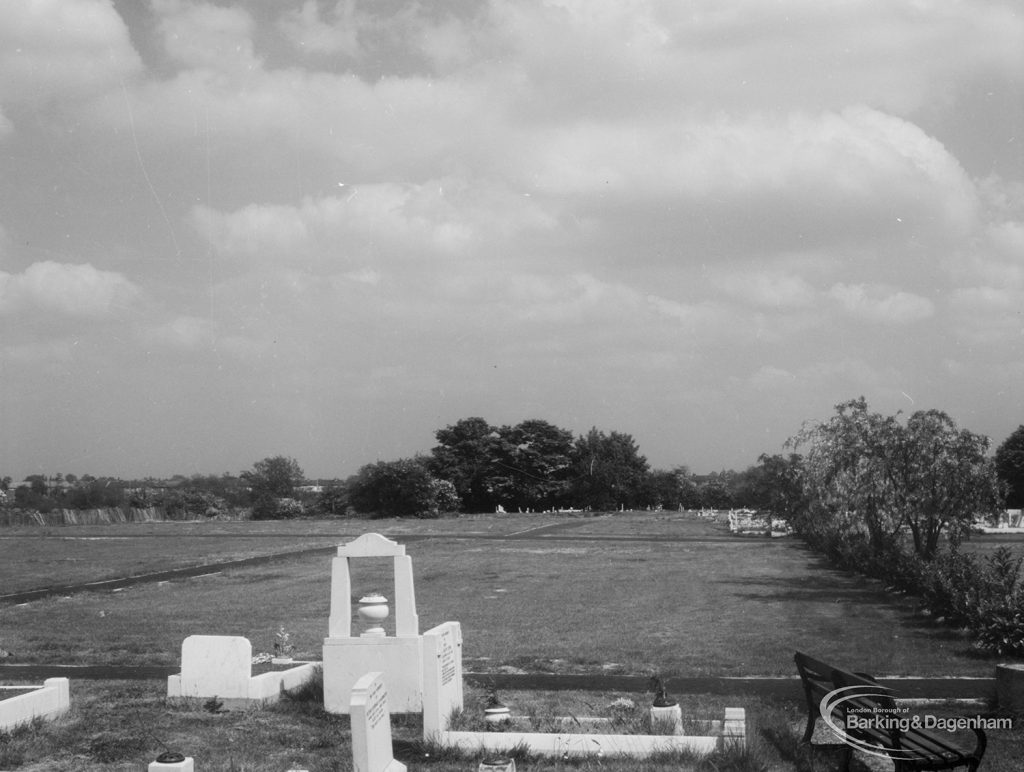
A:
323 637 423 714
422 622 463 737
179 635 252 700
0 678 70 731
351 672 407 772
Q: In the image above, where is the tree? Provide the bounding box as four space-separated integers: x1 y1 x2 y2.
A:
242 456 304 498
788 398 905 553
892 410 1002 558
643 467 701 510
317 482 349 517
25 475 48 497
348 457 460 518
430 417 503 512
242 456 305 520
996 425 1024 508
731 454 807 519
569 428 650 511
789 398 1001 560
492 419 575 511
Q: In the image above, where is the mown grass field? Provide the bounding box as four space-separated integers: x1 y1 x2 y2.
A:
2 511 1023 770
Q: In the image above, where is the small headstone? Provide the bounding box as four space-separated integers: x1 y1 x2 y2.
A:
422 622 463 736
179 635 251 699
351 672 406 772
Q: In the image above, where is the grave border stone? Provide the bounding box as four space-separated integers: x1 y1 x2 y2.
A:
0 677 70 732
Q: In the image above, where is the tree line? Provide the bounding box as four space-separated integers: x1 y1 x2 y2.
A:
342 416 796 519
5 402 1024 524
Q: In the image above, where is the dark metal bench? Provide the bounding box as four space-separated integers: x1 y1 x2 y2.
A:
794 651 986 771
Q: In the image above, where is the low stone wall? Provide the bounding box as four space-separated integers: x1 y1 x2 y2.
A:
0 678 70 731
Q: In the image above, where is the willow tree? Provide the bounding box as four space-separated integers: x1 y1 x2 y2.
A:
788 398 1000 560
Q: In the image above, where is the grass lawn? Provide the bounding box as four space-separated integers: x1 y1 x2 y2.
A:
1 513 1016 675
0 514 566 595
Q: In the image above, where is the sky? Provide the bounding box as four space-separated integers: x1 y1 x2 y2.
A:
1 0 1023 481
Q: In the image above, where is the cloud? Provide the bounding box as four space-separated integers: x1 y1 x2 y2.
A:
0 261 141 317
490 0 1024 118
0 0 141 109
143 315 217 350
513 107 980 253
827 283 934 323
278 0 361 57
189 181 558 264
153 0 259 72
709 269 817 309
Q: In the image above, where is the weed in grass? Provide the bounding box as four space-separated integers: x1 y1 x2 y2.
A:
280 665 324 704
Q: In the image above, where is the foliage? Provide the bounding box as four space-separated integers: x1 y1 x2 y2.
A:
242 456 305 519
431 417 579 512
995 424 1024 508
643 467 701 510
730 454 807 519
569 428 650 510
348 457 460 518
242 456 305 499
788 397 1001 560
430 417 504 512
492 419 575 511
315 482 349 517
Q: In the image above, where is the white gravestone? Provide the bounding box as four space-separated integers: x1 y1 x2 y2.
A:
323 533 424 714
421 621 464 737
351 672 406 772
179 635 251 700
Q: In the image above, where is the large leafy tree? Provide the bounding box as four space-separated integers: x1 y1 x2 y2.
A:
891 410 1002 558
493 419 574 511
996 425 1024 508
569 428 650 511
789 398 1001 559
430 417 503 512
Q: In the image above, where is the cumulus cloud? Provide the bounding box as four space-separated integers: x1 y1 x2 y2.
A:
0 261 141 317
0 0 141 109
153 0 259 72
279 0 362 57
709 269 817 309
189 181 558 264
827 283 934 323
515 107 980 250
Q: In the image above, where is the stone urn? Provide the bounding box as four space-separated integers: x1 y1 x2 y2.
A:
484 692 511 725
649 676 682 733
357 594 389 637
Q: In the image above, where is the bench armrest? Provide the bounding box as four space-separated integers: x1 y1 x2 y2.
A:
970 727 987 761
